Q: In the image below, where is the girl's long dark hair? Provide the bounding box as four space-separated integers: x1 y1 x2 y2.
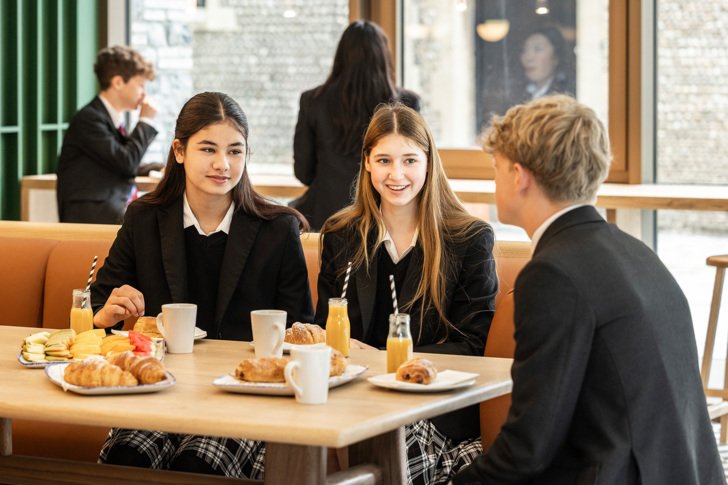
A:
317 20 398 154
140 92 308 230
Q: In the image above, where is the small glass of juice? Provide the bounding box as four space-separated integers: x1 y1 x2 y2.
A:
326 298 350 357
387 313 413 373
70 289 94 334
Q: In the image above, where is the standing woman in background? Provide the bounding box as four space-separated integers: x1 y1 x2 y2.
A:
316 104 498 485
292 20 421 231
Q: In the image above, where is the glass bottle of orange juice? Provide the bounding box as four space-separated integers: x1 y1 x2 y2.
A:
387 313 413 373
326 297 350 357
70 289 94 334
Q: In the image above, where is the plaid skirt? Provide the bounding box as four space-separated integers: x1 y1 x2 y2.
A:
99 419 481 483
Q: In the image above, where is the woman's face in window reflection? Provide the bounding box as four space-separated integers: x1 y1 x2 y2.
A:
520 33 558 87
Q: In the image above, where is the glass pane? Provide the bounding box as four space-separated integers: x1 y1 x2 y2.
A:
129 1 348 173
402 0 609 147
655 1 728 370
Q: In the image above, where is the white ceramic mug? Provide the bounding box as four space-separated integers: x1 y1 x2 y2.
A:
251 309 286 358
156 303 197 354
284 345 331 405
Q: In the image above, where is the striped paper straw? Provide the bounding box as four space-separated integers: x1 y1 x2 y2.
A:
341 261 352 299
389 274 399 316
81 255 98 308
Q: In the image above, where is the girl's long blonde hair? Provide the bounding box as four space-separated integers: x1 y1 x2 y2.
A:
321 103 484 339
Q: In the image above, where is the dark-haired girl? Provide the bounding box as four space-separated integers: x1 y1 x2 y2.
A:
92 91 314 477
292 20 420 230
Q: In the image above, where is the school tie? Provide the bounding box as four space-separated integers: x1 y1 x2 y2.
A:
118 123 127 137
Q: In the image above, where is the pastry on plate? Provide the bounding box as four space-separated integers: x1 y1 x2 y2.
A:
396 358 437 385
133 316 163 339
285 322 326 345
235 357 289 383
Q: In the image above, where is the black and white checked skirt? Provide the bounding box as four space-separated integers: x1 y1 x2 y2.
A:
99 419 481 484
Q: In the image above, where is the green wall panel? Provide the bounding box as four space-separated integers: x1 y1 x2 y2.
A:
0 0 99 220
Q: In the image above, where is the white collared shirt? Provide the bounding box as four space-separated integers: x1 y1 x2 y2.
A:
382 227 418 264
98 93 156 131
530 204 588 254
98 94 124 131
183 193 234 236
526 77 554 100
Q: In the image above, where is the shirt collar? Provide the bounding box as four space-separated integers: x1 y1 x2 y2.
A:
526 77 554 100
98 94 124 130
183 193 234 236
382 227 418 264
530 204 588 254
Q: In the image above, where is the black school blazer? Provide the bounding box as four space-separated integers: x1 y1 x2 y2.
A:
91 198 314 341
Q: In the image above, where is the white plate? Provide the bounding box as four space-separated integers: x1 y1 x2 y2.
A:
367 370 479 392
45 362 176 395
17 352 63 368
112 327 207 340
213 364 368 396
248 341 323 354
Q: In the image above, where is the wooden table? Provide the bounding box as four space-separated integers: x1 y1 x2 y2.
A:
0 326 512 484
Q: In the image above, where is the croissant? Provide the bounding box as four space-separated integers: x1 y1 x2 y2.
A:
329 347 346 377
235 357 288 382
133 316 163 338
106 351 166 384
64 358 138 387
396 358 437 385
285 322 326 345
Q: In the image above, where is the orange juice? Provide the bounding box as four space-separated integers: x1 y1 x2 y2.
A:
326 298 350 357
70 307 94 334
387 336 413 372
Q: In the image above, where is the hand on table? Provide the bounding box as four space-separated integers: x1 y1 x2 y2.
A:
93 285 145 328
350 338 377 351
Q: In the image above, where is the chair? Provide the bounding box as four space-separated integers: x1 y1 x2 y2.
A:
479 241 530 448
701 255 728 443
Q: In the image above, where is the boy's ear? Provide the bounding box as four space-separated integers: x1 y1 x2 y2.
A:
109 74 125 90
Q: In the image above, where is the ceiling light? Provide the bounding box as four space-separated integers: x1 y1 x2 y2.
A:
477 19 510 42
535 0 550 15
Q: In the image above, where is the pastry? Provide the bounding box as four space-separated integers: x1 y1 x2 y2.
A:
63 358 138 387
133 316 164 338
396 358 437 385
285 322 326 345
106 351 166 384
329 347 346 377
235 357 289 382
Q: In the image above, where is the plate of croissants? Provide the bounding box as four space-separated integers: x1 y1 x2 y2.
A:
44 351 176 395
367 358 479 392
213 348 367 396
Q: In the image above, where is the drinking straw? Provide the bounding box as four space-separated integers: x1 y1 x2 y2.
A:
341 261 353 299
389 274 399 316
81 255 98 308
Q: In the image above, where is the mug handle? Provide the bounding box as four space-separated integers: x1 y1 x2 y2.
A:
284 360 303 397
272 322 284 355
155 313 167 338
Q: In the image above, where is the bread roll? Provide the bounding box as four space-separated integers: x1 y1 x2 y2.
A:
396 358 437 385
235 357 289 382
329 347 346 377
285 322 326 345
133 316 163 339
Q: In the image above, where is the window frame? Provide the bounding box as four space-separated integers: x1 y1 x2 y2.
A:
362 0 642 183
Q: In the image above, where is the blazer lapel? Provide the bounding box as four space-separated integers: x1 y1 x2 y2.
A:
214 210 261 335
91 96 123 140
356 251 378 339
158 200 188 302
399 246 422 318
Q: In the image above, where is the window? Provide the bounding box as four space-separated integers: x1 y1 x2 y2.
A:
129 0 349 175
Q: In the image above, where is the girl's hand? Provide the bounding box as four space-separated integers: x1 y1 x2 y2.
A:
350 338 378 350
93 285 145 328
